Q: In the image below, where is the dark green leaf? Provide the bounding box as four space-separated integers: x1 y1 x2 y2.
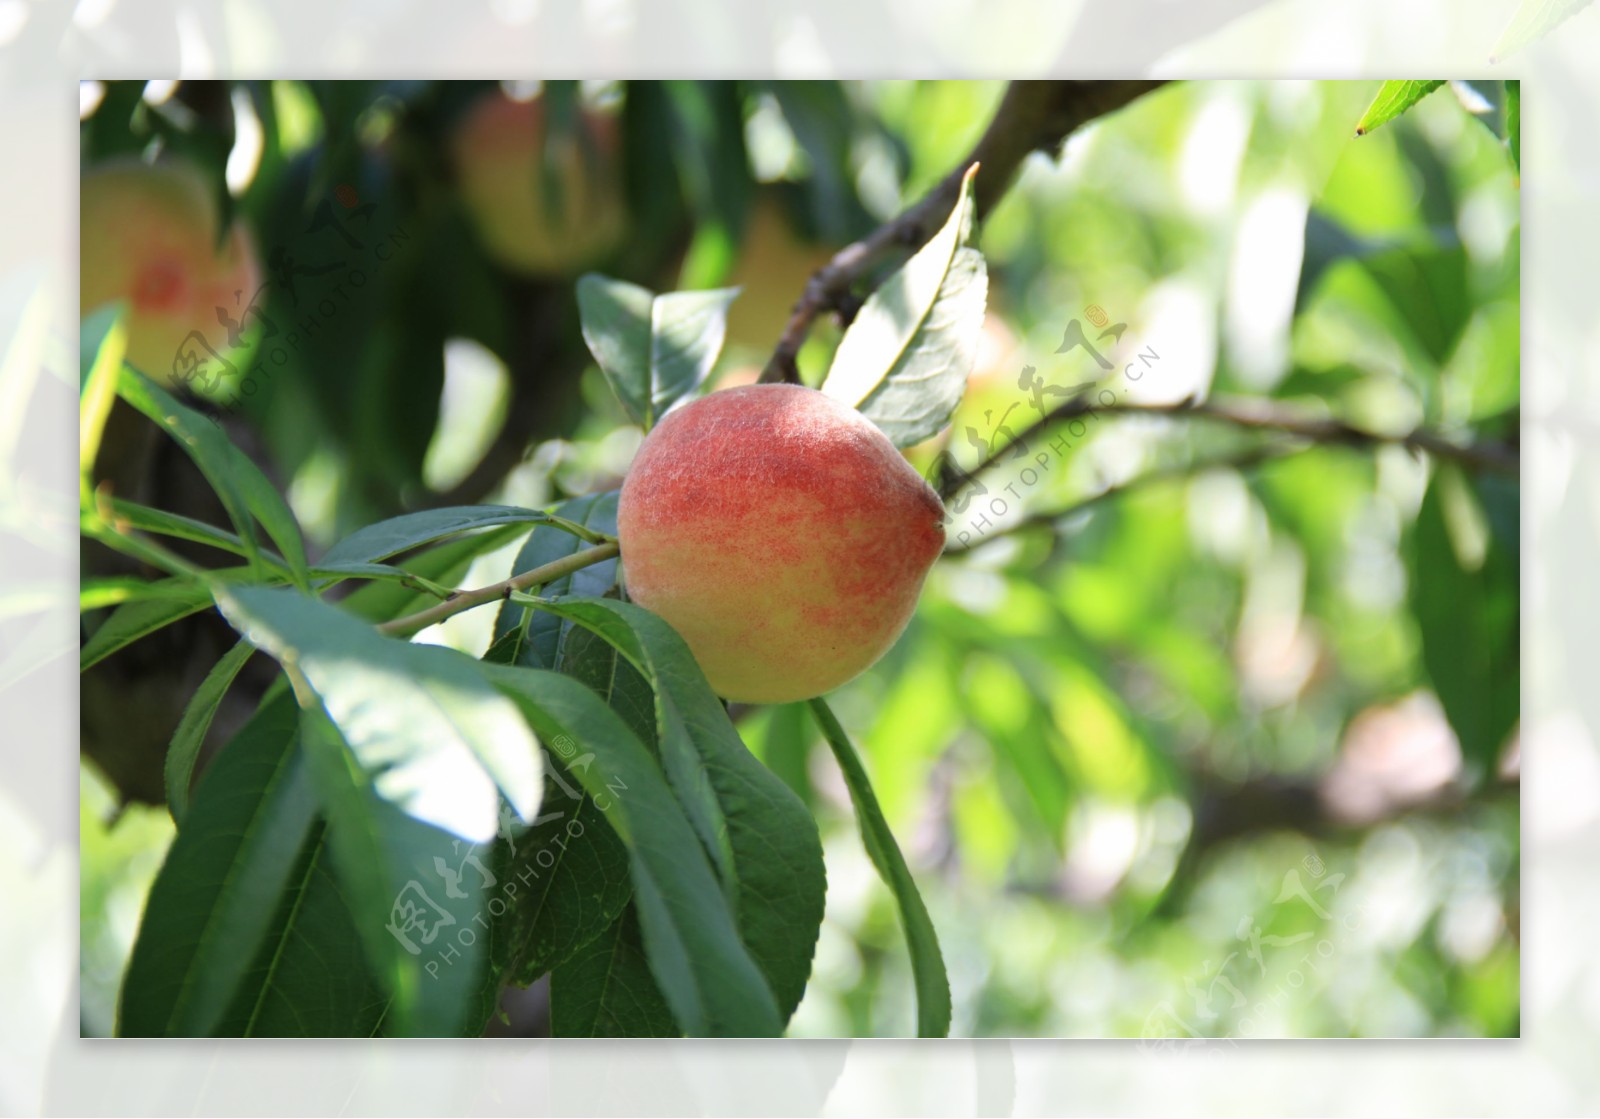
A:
321 504 560 567
491 491 621 670
808 697 951 1038
80 589 213 671
120 692 335 1036
491 745 633 989
1407 465 1520 778
481 663 784 1036
528 596 826 1023
551 906 678 1037
576 274 739 430
213 819 389 1037
105 498 273 564
165 637 256 824
340 523 531 624
820 163 987 447
116 368 309 586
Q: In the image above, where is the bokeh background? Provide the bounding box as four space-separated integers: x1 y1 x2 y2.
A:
75 78 1519 1039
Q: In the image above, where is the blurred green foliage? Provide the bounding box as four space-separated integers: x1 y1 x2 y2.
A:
79 79 1518 1037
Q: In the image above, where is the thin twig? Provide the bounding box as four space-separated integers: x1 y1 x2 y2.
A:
942 444 1296 556
377 541 619 637
941 393 1518 502
760 80 1168 386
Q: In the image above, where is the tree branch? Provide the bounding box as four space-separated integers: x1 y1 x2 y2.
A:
942 444 1297 556
941 393 1519 503
759 80 1168 386
377 540 618 637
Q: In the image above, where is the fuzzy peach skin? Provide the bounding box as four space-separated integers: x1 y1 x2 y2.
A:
450 91 627 276
80 159 260 389
618 384 947 704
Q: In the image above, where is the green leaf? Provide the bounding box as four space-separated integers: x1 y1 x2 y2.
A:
820 162 988 448
551 905 678 1037
105 497 274 564
213 585 543 843
491 744 633 989
296 708 492 1037
1506 80 1521 174
1354 80 1446 136
79 304 127 491
115 368 309 587
119 691 344 1036
321 504 561 567
80 588 214 671
576 274 740 430
527 596 826 1023
1407 465 1520 779
166 638 256 824
808 696 951 1038
491 491 621 670
213 819 389 1036
340 523 530 624
480 577 644 997
481 663 784 1036
1490 0 1592 62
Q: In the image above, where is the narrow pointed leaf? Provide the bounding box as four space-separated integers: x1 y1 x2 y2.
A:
321 504 569 567
820 163 988 447
165 637 256 824
120 692 341 1036
214 584 543 844
482 663 784 1036
809 696 951 1038
115 368 308 586
527 596 826 1023
1355 80 1445 136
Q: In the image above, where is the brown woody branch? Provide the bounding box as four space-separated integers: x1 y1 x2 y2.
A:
940 392 1519 503
759 80 1169 386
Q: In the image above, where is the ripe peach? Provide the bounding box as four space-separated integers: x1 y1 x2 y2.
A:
450 91 627 276
80 159 261 390
617 384 947 703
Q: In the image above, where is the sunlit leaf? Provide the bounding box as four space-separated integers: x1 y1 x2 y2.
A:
820 162 987 447
1490 0 1592 62
78 304 127 493
1506 80 1521 174
1354 80 1445 136
214 585 543 843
